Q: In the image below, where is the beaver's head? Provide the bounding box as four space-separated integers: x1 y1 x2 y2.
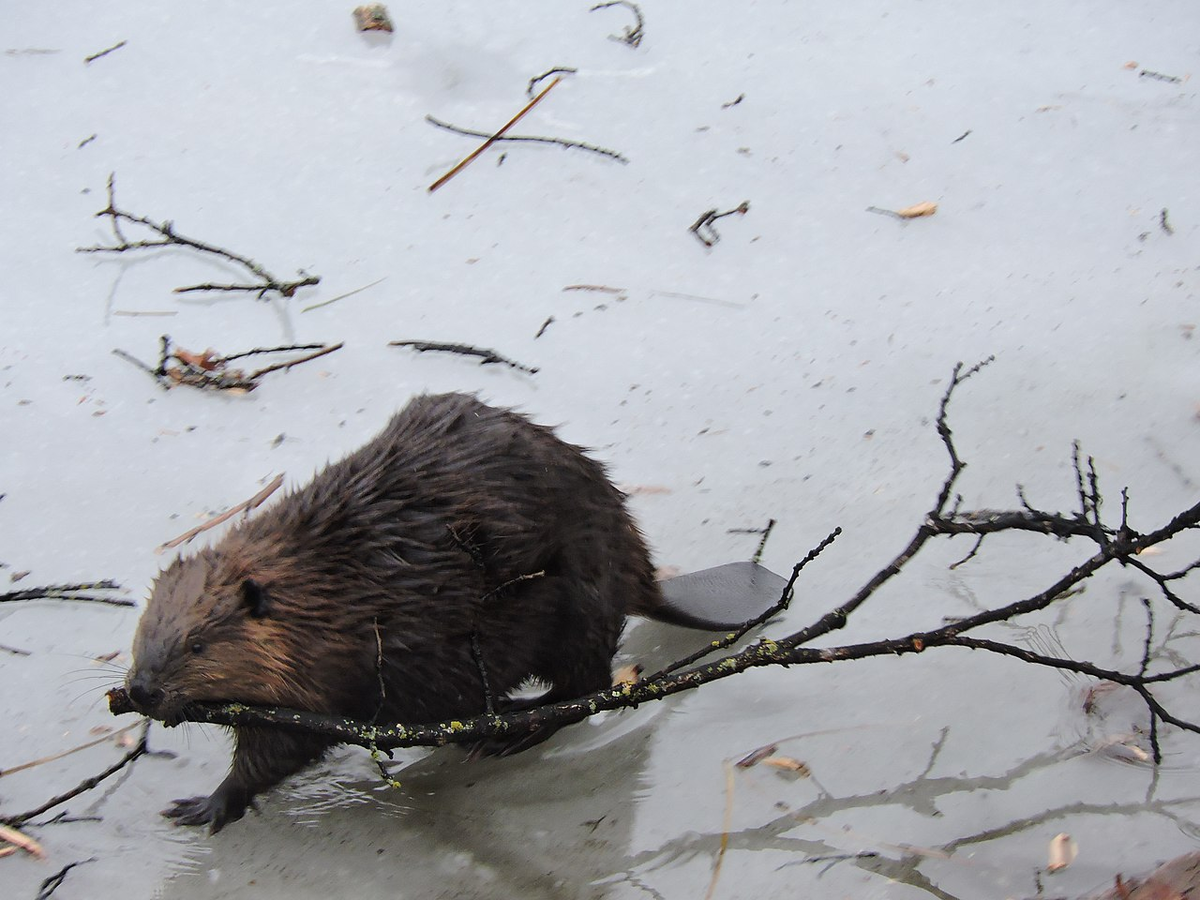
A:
125 549 308 724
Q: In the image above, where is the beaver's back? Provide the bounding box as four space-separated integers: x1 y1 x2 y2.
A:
227 393 662 726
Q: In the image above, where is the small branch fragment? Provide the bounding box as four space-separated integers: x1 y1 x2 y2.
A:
0 824 45 858
301 276 388 313
1160 208 1174 235
951 129 972 143
590 1 644 48
389 340 539 375
77 173 320 300
36 858 97 900
866 201 938 220
428 77 562 192
157 474 285 553
0 722 145 778
534 316 555 339
528 67 577 96
84 40 126 64
690 201 750 247
721 93 745 109
3 722 149 828
426 114 628 164
1139 69 1183 83
728 519 776 564
113 335 342 393
0 581 129 606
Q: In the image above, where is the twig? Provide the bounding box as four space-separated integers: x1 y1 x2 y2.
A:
425 115 628 164
301 276 387 313
0 581 129 607
389 340 539 375
704 761 736 900
3 721 149 827
114 335 343 393
535 316 555 339
245 343 343 380
77 173 320 300
0 824 44 858
1139 69 1183 83
951 129 972 143
1160 208 1174 235
84 40 126 64
590 1 645 48
36 858 97 900
0 722 144 778
157 474 284 553
528 67 577 96
428 77 562 192
727 519 776 564
690 202 750 247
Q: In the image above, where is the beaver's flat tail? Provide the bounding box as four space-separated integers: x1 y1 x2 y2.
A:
646 561 789 631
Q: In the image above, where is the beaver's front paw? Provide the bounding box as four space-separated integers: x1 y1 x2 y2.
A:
163 785 248 834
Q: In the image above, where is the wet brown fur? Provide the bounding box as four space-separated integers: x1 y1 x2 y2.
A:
126 393 667 831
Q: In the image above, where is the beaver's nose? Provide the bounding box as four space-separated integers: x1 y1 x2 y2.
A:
127 677 165 713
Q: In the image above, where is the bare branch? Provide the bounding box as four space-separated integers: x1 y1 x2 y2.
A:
77 173 319 300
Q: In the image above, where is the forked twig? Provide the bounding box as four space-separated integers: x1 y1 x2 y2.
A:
77 173 320 300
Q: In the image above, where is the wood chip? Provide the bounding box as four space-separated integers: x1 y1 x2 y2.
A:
895 201 938 219
1047 832 1078 872
0 824 46 859
760 756 811 775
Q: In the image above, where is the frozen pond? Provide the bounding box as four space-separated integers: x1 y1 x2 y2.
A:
3 1 1200 897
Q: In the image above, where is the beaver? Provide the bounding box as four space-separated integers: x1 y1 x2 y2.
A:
125 392 774 833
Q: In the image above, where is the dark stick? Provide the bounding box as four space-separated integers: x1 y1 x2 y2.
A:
0 582 130 607
690 202 750 247
1139 69 1183 83
534 316 555 339
36 858 97 900
389 340 539 375
426 115 628 164
471 632 496 714
77 173 319 300
1160 208 1174 235
174 276 320 299
3 722 149 827
590 1 645 47
528 67 577 96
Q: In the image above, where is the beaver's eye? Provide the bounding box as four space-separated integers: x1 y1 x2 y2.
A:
190 640 204 654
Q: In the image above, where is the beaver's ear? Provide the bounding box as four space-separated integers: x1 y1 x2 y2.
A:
240 579 271 619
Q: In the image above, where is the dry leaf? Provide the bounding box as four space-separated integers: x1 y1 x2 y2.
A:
173 348 219 370
0 824 46 859
896 201 938 219
1047 832 1078 872
761 756 811 775
1123 61 1138 69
